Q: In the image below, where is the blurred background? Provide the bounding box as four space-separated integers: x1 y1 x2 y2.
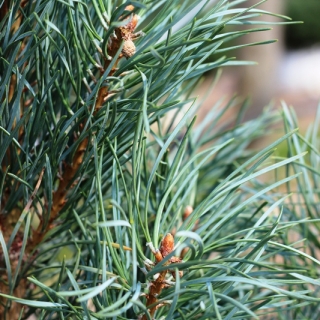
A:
199 0 320 129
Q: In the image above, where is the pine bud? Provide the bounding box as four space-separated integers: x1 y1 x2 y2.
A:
160 233 174 258
122 39 136 58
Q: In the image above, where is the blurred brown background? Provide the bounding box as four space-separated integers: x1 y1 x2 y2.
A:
200 0 320 128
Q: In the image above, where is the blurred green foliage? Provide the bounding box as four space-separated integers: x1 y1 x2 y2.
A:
285 0 320 48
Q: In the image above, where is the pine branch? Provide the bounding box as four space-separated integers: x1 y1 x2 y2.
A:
29 5 141 241
142 233 182 319
1 1 319 319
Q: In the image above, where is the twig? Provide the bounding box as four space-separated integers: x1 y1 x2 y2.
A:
142 234 182 320
29 4 142 247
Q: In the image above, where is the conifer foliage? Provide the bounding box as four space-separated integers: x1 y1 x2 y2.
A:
0 0 319 319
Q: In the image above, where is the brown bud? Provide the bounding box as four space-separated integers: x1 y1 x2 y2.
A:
125 5 134 11
122 40 136 59
183 205 193 220
124 5 139 32
160 233 174 258
154 250 163 263
122 40 136 58
128 13 139 31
